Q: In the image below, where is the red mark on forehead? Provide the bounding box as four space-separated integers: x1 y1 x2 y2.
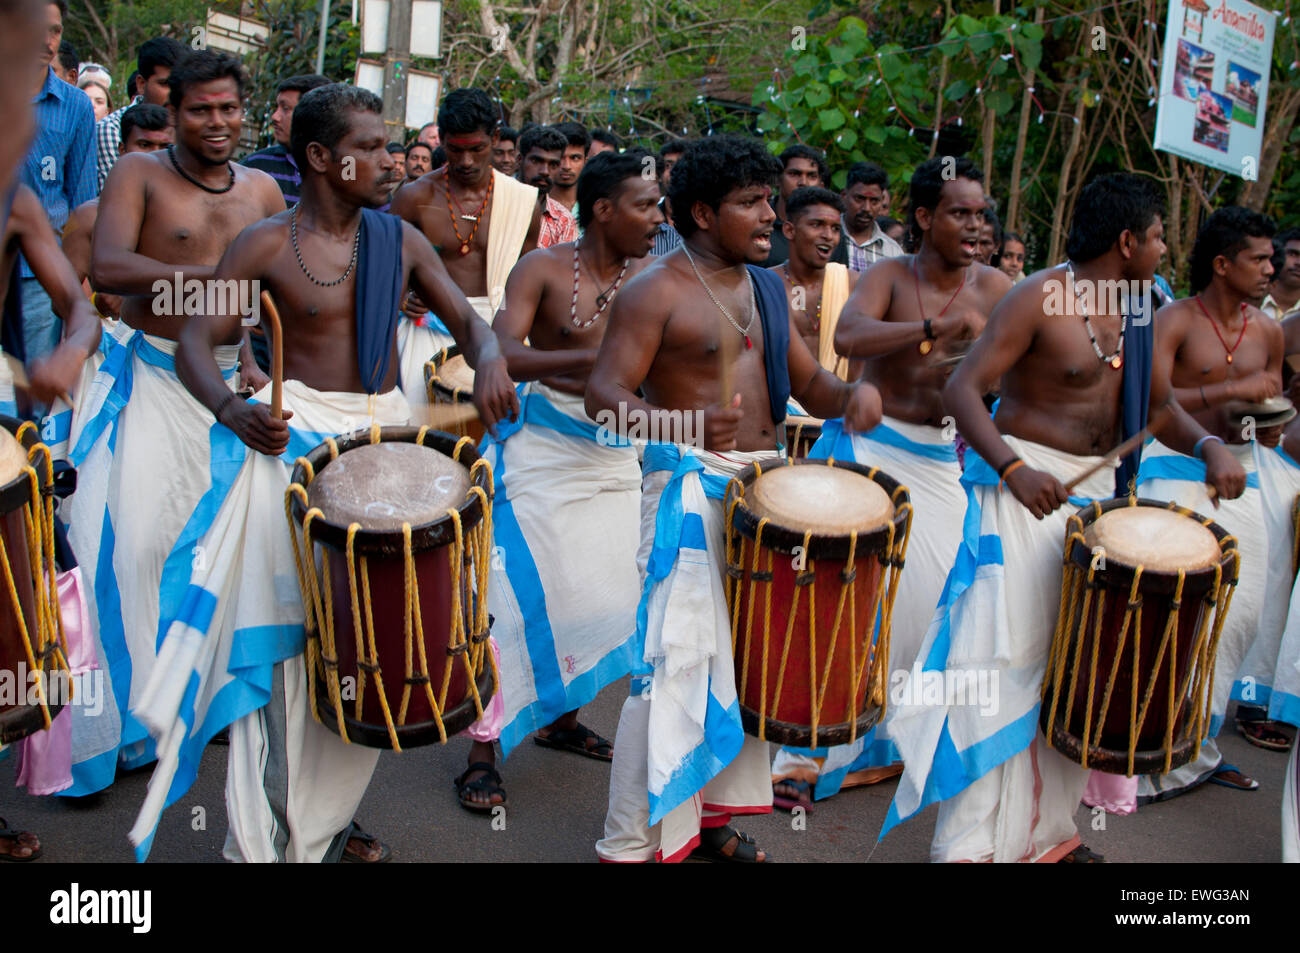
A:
446 134 488 148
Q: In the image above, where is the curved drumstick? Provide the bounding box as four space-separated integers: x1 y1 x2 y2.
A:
1063 406 1173 493
260 290 283 420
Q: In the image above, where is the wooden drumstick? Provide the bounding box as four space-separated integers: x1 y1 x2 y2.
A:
1063 406 1173 493
260 291 284 420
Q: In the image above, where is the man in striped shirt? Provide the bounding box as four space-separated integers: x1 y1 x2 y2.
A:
94 36 184 192
648 139 686 256
240 73 331 207
17 0 95 364
841 161 903 270
518 124 577 248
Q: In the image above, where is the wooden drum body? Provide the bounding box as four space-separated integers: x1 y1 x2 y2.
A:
724 458 912 748
1042 497 1239 775
285 426 496 750
0 416 69 744
424 346 484 444
783 416 823 460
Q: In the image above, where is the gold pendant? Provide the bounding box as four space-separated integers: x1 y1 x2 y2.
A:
1111 356 1123 370
459 242 470 255
1226 354 1233 364
918 339 934 356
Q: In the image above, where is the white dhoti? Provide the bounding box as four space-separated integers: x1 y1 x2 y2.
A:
397 311 459 411
42 318 129 462
771 416 964 798
1134 439 1265 799
884 436 1113 863
596 444 777 863
1245 445 1300 714
58 331 240 797
1285 736 1299 862
120 381 409 861
482 381 641 755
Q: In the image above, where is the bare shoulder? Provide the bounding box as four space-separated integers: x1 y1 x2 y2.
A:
107 150 161 183
1155 297 1195 328
973 261 1014 299
620 253 679 311
392 176 437 216
232 212 290 258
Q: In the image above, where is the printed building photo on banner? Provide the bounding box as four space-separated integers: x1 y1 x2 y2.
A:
1154 0 1276 178
1227 61 1261 126
1173 39 1215 101
1193 89 1232 152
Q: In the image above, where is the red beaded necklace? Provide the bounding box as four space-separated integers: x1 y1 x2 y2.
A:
1194 295 1249 364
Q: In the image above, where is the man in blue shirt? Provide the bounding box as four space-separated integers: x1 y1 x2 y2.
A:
241 73 331 207
19 0 94 363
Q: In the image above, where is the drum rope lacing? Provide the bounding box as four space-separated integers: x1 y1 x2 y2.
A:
1042 498 1239 775
0 424 70 735
285 427 497 751
723 458 912 748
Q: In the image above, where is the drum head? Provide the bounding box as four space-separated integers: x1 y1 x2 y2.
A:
434 355 475 398
308 442 470 530
0 427 27 487
749 464 892 537
1085 506 1220 572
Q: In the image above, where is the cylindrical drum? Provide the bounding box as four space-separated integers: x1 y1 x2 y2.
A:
0 416 69 744
424 346 483 443
285 425 496 750
724 458 912 748
783 415 823 460
1041 497 1239 775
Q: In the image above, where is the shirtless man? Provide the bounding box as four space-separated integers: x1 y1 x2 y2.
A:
588 134 882 864
62 102 171 317
390 87 540 406
61 50 284 799
883 172 1244 863
1137 207 1285 792
0 183 100 411
461 151 663 810
170 82 516 862
770 158 1011 811
768 185 858 377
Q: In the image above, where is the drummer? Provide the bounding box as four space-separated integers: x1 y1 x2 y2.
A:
62 49 285 799
171 82 516 862
882 172 1246 863
770 157 1011 811
1136 206 1285 794
767 186 858 382
463 151 663 811
587 134 882 863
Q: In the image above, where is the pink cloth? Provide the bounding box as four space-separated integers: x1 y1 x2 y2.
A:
14 568 93 795
461 636 505 743
1081 769 1138 815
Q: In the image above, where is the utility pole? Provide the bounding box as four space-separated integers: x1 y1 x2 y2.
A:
382 0 413 139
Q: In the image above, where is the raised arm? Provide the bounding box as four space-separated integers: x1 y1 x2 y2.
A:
90 154 215 294
787 311 881 432
403 222 518 433
492 248 598 381
176 222 288 456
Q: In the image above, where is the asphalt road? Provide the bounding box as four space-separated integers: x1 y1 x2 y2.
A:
0 690 1288 863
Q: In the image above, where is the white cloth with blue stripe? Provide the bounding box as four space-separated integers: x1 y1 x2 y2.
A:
771 415 964 798
59 332 241 799
1264 452 1300 732
884 435 1112 862
1244 444 1300 722
596 445 775 862
396 310 457 410
480 381 641 755
40 318 128 462
123 380 410 862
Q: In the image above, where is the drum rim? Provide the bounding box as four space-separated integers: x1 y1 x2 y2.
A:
423 345 475 404
726 457 910 561
1067 496 1239 594
288 426 490 555
0 414 44 513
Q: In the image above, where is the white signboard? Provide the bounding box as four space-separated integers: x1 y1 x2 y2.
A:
1153 0 1276 179
405 69 442 129
410 0 442 58
355 58 384 97
360 0 390 55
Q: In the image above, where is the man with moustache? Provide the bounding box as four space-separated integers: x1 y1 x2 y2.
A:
95 36 185 190
60 50 285 799
840 161 902 272
241 73 331 207
391 87 540 411
1136 207 1285 794
770 158 1012 811
884 173 1245 862
130 82 517 862
760 144 833 267
491 125 518 177
461 152 664 810
403 141 434 183
1262 227 1300 324
517 124 577 249
588 135 883 863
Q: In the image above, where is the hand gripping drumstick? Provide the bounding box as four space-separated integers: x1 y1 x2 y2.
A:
260 290 284 420
1062 406 1173 493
